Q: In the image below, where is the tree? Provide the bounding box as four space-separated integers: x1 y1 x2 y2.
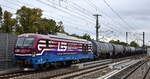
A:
0 7 2 24
34 18 57 34
82 34 91 40
70 33 91 40
109 40 120 44
109 40 128 45
16 6 42 33
70 34 82 38
16 6 61 34
130 41 140 47
15 24 23 34
1 11 16 33
57 21 65 33
119 41 128 46
0 6 3 31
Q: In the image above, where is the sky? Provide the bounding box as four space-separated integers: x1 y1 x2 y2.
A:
0 0 150 46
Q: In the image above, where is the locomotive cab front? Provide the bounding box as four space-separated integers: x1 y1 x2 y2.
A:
15 37 37 57
14 35 39 68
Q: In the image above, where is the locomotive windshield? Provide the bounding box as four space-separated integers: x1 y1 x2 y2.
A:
16 37 35 47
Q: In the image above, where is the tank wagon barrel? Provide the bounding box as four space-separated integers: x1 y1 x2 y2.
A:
91 40 114 58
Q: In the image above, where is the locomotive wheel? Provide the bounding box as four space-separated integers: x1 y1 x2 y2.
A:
40 63 50 70
65 61 72 66
60 61 70 67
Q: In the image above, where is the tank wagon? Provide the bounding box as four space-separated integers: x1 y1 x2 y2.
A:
14 33 146 69
91 40 114 58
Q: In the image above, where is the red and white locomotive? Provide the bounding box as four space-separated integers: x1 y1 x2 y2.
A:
14 33 93 69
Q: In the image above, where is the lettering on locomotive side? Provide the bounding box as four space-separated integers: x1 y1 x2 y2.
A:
38 44 46 51
37 39 86 55
57 42 67 51
57 52 76 55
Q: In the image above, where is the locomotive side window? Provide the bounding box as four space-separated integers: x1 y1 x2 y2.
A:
86 44 88 51
16 37 24 46
23 38 35 46
46 40 49 48
16 37 34 47
82 44 88 54
82 44 85 52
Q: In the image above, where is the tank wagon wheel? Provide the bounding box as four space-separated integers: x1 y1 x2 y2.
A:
109 52 112 58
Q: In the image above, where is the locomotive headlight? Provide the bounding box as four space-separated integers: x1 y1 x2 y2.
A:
15 49 20 52
32 52 36 57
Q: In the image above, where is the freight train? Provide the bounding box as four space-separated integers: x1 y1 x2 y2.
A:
14 33 146 69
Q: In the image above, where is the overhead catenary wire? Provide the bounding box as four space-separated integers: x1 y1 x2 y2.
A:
44 0 123 40
0 5 96 37
87 0 141 41
1 0 136 41
37 0 95 24
37 0 102 34
103 0 136 32
47 0 95 21
86 0 130 32
0 1 96 35
3 1 94 30
45 0 120 39
12 0 121 34
102 0 140 41
84 0 126 38
0 4 17 15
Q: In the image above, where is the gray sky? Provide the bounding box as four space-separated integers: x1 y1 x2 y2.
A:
0 0 150 46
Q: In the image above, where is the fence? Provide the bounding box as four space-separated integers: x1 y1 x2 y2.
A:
0 33 17 61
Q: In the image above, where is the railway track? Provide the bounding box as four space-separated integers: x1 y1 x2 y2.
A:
97 56 149 79
49 65 109 79
121 57 150 79
142 64 150 79
0 70 39 79
0 59 112 79
47 55 146 79
0 55 146 79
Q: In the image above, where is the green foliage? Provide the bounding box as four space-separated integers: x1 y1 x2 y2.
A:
15 25 23 34
0 6 65 34
57 21 65 33
109 40 140 47
109 40 119 44
109 40 128 45
0 6 2 31
82 34 91 40
0 6 2 25
16 6 42 33
70 34 82 38
119 42 128 46
130 41 140 47
70 33 91 40
34 18 57 34
1 11 16 33
15 6 64 34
